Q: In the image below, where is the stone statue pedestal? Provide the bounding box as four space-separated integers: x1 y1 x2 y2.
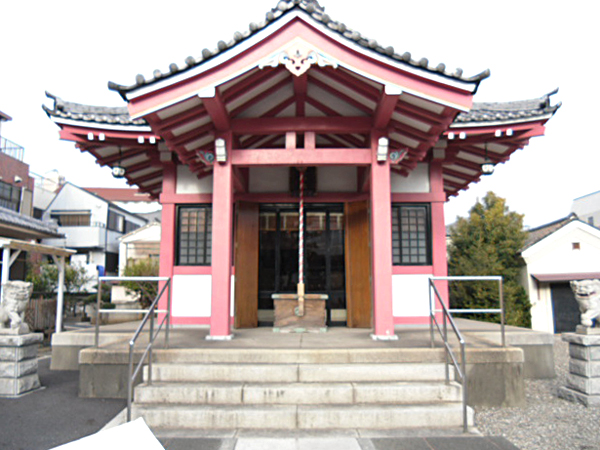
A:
558 331 600 406
0 332 43 397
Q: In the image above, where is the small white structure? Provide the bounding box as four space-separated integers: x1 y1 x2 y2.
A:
118 221 161 275
522 215 600 333
572 190 600 227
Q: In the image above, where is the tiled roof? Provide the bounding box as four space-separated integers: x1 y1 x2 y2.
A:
453 89 561 126
42 92 147 127
0 206 63 238
45 91 557 129
107 0 490 96
523 213 578 251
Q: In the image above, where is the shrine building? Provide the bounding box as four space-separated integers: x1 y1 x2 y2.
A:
44 0 559 340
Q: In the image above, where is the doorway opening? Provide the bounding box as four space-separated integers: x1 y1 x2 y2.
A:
257 203 346 326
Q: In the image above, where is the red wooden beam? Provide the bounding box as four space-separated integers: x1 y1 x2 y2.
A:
202 89 230 131
231 148 372 166
169 122 214 147
310 77 372 115
100 147 150 165
222 67 285 102
230 77 290 118
396 101 449 129
305 96 339 116
231 116 372 134
316 68 380 103
373 92 400 129
150 106 208 135
261 96 295 118
294 74 308 117
128 170 163 185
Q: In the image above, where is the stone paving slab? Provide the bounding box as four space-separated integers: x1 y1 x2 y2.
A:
153 436 520 450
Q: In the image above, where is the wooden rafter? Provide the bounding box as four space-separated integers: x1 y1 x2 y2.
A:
230 78 291 118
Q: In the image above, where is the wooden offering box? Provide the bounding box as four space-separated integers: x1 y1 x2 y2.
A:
272 295 328 332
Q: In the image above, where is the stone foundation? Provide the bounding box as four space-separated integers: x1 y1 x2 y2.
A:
0 333 43 397
558 332 600 406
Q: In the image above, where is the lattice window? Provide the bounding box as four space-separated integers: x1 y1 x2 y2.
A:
392 204 431 265
0 180 21 211
177 205 212 265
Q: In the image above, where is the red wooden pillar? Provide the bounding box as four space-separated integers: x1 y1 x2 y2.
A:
369 133 397 339
158 162 176 316
209 134 234 339
430 162 449 307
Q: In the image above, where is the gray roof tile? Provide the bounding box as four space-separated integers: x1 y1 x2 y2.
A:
454 89 561 126
107 0 490 96
0 206 63 239
42 92 148 127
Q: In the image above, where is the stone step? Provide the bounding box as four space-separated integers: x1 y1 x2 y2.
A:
134 381 462 405
149 362 448 383
153 348 446 364
132 403 473 430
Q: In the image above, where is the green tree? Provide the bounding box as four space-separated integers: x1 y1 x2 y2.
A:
121 258 160 308
26 260 92 294
448 192 531 327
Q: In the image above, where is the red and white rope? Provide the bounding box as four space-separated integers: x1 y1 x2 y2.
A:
298 169 305 285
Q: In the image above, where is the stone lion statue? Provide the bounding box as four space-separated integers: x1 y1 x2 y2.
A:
0 281 33 332
570 279 600 328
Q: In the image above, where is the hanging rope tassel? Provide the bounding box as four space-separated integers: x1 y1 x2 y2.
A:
296 168 306 317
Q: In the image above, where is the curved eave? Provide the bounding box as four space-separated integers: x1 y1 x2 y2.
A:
121 13 480 119
441 118 550 197
45 116 164 199
110 4 488 99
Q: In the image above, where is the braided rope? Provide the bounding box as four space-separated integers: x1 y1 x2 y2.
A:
298 169 305 285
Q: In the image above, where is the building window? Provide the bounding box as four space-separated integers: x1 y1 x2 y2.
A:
50 212 91 226
124 220 139 234
177 205 212 265
392 204 431 265
107 210 124 232
0 180 21 212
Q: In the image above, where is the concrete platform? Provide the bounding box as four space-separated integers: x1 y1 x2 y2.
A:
54 319 553 408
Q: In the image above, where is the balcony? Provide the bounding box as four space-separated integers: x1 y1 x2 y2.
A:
1 136 24 161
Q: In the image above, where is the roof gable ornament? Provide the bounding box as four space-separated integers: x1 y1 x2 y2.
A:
259 40 338 76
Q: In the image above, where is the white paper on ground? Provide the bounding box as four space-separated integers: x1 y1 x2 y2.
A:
50 418 164 450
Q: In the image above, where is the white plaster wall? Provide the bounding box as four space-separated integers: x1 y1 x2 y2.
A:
522 222 600 332
176 165 213 194
172 275 212 317
248 167 289 193
43 183 108 224
392 274 432 317
523 227 600 276
317 166 357 192
171 274 235 319
391 163 430 193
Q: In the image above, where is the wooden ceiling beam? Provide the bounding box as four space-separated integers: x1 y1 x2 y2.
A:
373 91 400 129
230 77 290 118
310 77 372 115
202 89 230 131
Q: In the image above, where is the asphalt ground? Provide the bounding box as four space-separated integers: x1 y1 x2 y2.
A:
0 356 126 450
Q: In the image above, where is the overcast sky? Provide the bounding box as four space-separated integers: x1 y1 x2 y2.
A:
1 0 597 228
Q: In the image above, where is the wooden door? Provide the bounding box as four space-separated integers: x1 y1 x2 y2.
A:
344 201 372 328
234 202 259 328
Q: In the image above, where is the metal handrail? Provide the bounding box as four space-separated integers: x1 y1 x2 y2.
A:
430 275 506 347
428 278 468 433
92 276 172 422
